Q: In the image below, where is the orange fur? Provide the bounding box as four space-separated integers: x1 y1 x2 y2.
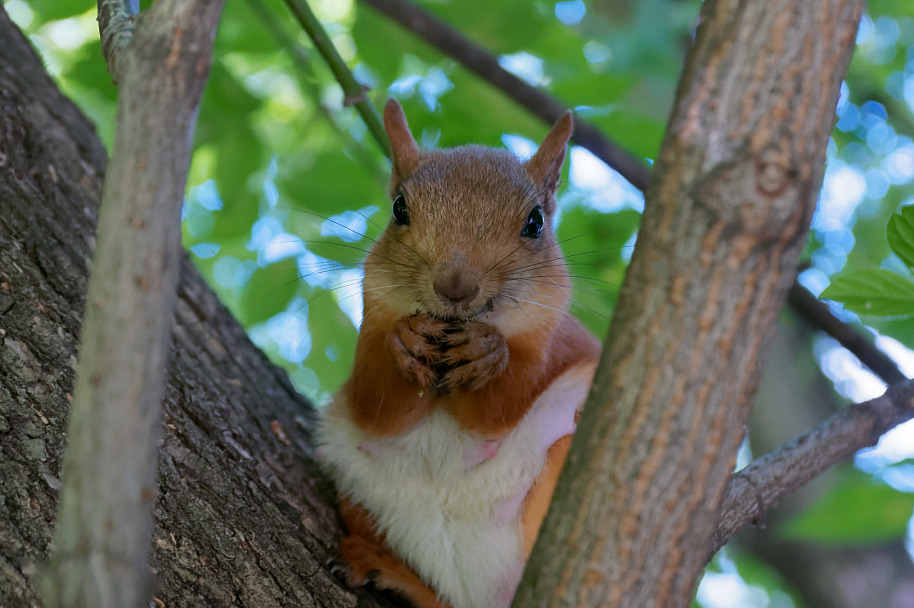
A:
345 313 436 437
338 498 447 607
446 314 599 437
521 432 574 557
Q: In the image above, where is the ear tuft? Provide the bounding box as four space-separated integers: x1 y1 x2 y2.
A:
525 112 573 196
384 100 420 183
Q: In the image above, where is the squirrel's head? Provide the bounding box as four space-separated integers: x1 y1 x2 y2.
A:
363 100 573 335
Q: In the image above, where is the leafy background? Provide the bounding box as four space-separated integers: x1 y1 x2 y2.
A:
9 0 914 605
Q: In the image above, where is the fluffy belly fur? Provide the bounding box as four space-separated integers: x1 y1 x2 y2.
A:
318 362 594 608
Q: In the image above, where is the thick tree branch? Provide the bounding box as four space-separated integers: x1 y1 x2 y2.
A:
358 0 652 190
41 1 225 606
282 0 391 157
514 1 865 606
711 379 914 556
97 0 139 83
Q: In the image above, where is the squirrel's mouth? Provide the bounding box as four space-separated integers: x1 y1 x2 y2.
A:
430 297 495 323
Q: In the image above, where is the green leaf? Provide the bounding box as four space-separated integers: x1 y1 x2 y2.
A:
887 206 914 271
820 269 914 316
781 469 914 544
239 258 301 326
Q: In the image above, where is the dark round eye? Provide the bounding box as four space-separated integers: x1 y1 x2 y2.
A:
392 194 409 226
520 205 544 238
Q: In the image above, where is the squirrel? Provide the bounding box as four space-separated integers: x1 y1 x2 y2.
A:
317 99 601 608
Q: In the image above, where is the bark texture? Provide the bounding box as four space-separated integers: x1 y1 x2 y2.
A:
0 8 400 608
514 2 866 607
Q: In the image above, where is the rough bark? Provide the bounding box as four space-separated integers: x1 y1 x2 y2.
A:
0 8 400 608
514 2 865 607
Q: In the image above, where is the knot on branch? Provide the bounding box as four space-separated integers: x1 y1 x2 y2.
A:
97 0 140 84
692 142 805 242
343 84 370 108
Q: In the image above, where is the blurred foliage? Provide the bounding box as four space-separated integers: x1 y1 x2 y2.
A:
782 466 914 544
9 0 914 605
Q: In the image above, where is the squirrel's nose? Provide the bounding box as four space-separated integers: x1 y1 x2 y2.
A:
434 267 480 306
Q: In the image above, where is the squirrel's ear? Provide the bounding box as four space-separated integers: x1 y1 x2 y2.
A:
384 100 420 183
525 112 573 198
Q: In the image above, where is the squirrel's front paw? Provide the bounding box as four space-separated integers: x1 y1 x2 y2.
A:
388 314 451 387
438 321 509 392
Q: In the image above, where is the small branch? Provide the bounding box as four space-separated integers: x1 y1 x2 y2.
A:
710 379 914 557
41 0 225 606
359 0 652 190
97 0 139 83
788 282 906 385
282 0 390 157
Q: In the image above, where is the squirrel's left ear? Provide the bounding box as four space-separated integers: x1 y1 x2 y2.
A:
384 100 420 189
525 112 573 204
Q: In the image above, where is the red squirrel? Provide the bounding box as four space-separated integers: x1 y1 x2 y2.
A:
318 100 601 608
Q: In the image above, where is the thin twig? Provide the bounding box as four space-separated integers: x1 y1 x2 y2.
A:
358 0 652 190
710 378 914 557
282 0 390 157
97 0 139 83
245 0 387 184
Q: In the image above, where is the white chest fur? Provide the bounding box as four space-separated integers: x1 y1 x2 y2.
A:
318 362 595 608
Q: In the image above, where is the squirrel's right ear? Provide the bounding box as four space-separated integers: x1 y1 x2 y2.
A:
384 100 420 183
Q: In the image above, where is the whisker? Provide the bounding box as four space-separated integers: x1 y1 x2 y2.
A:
337 284 404 305
278 205 382 243
500 295 566 315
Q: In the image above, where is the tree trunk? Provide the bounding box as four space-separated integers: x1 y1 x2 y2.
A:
515 1 865 606
0 8 400 607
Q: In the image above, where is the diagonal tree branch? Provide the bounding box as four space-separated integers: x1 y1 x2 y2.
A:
40 1 225 606
245 0 387 184
359 0 652 191
515 1 865 605
711 378 914 557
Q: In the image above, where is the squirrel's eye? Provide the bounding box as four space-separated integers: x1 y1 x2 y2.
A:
392 194 409 226
520 205 544 238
